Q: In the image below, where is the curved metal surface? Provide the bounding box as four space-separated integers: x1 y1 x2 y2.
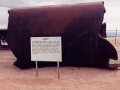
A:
7 2 118 69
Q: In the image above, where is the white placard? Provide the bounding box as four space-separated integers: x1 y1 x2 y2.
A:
31 37 62 62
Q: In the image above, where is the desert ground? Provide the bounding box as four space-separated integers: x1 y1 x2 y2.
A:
0 37 120 90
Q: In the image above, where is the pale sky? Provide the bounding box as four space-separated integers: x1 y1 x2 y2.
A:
0 0 120 30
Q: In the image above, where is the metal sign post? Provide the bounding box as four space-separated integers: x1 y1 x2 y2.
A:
57 60 60 79
115 28 117 44
36 60 38 77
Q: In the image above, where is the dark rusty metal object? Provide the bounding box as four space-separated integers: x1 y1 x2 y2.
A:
99 23 107 38
7 2 118 69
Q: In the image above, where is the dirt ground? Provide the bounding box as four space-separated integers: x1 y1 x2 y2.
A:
0 37 120 90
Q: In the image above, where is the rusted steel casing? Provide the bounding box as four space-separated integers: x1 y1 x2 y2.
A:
7 2 118 69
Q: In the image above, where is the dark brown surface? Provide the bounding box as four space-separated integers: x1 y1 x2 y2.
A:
7 2 118 69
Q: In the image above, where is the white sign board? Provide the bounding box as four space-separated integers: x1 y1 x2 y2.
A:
31 37 62 62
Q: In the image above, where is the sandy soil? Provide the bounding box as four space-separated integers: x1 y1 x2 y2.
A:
0 37 120 90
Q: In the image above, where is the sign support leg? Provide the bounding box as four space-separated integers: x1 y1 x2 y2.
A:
57 60 60 79
36 60 38 77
